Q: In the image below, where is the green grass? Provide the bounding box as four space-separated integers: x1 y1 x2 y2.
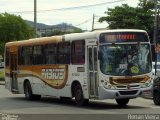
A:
0 69 4 81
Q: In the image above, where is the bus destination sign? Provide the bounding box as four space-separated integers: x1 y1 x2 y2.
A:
99 32 148 43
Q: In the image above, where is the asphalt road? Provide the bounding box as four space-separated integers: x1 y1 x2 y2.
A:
0 85 160 120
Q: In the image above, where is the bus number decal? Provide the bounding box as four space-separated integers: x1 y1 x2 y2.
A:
72 73 80 76
42 68 65 80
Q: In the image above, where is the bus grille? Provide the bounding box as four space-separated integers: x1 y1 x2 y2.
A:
119 90 138 95
116 85 140 89
109 75 150 85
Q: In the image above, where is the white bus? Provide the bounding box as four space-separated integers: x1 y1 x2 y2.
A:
5 29 153 106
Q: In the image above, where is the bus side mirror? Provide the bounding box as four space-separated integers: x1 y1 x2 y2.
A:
98 51 102 60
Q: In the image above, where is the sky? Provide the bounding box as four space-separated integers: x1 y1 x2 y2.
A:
0 0 139 31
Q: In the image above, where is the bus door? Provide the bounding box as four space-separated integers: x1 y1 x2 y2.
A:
87 46 98 98
10 53 18 93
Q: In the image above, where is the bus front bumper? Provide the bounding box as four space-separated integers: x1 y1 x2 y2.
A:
98 86 145 100
141 85 153 98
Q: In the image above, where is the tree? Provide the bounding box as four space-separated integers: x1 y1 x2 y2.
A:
0 13 35 55
99 0 154 41
136 0 155 40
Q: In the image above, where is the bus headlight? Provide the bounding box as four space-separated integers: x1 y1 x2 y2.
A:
101 80 115 89
141 80 152 88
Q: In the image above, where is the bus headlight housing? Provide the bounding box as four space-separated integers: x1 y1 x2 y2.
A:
101 80 115 89
141 80 152 88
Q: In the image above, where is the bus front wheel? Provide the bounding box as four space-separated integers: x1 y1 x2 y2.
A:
153 91 160 105
24 81 41 100
74 84 89 106
116 98 129 107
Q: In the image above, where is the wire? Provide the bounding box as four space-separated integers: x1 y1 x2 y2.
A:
76 18 92 26
2 0 128 14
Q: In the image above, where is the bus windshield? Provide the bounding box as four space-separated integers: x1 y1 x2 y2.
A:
99 44 152 76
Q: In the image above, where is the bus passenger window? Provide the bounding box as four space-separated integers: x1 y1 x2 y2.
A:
18 47 24 65
33 45 44 65
45 44 57 64
5 48 9 66
71 40 85 65
89 48 93 70
19 46 32 65
57 42 70 64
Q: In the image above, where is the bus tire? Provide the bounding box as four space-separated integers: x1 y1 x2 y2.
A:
153 91 160 105
24 81 41 100
74 84 88 106
116 98 129 107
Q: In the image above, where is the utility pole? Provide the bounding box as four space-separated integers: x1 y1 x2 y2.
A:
153 0 158 44
92 14 95 31
153 0 159 76
34 0 37 38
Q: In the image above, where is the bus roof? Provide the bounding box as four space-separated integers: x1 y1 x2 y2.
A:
5 36 62 47
5 29 147 47
64 29 147 41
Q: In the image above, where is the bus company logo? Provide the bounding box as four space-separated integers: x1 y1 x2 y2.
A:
42 68 65 80
127 85 131 90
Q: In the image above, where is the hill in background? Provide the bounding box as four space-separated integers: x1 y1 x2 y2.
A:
25 20 82 37
26 20 80 30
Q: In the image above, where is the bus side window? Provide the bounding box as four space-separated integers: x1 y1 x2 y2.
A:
19 46 32 65
5 48 9 66
18 47 24 65
33 45 44 65
71 40 85 65
45 43 57 64
57 42 70 64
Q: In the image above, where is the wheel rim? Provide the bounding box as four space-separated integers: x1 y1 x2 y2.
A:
75 89 82 103
26 86 30 97
25 83 31 98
